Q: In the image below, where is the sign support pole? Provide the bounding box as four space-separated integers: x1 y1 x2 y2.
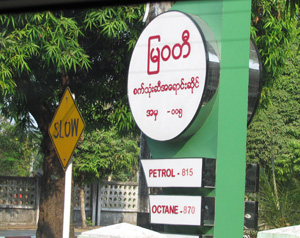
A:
63 158 73 238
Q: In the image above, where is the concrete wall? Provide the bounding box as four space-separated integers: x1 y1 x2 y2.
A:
99 211 137 227
0 177 139 228
0 208 37 227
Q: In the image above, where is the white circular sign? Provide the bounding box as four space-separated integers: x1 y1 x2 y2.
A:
128 11 208 141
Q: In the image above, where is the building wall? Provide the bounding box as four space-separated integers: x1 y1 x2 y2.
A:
0 177 139 228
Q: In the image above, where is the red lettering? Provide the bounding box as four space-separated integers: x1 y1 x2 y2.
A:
152 205 155 213
149 169 157 177
165 169 176 177
171 169 176 177
157 205 161 213
167 109 183 118
157 169 161 177
149 169 178 178
148 35 160 75
170 205 178 214
147 30 191 75
133 76 199 98
182 30 191 58
152 205 179 214
149 169 153 177
161 45 171 61
165 206 169 213
146 109 158 120
152 205 158 213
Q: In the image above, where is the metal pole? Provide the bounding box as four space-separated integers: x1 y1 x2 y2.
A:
63 158 73 238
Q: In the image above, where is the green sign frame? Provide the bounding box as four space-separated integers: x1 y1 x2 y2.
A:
146 0 251 237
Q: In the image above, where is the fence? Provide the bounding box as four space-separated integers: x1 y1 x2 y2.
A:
0 176 39 227
0 176 139 227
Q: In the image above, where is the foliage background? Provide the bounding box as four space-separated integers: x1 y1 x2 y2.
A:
74 127 139 184
247 0 300 228
0 115 41 176
0 6 144 179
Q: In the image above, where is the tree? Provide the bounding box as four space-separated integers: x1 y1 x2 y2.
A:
0 115 41 176
258 170 300 229
247 0 300 229
247 43 300 182
248 0 300 183
251 0 299 106
247 42 300 228
73 127 139 227
0 6 144 237
286 0 300 15
248 0 300 181
251 0 299 76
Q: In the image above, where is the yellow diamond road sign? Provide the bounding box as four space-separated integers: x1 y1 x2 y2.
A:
49 87 85 169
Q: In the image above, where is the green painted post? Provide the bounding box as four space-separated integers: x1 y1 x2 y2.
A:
214 1 251 237
144 0 252 237
214 0 251 238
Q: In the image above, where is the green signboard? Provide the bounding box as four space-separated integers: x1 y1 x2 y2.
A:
128 0 252 237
